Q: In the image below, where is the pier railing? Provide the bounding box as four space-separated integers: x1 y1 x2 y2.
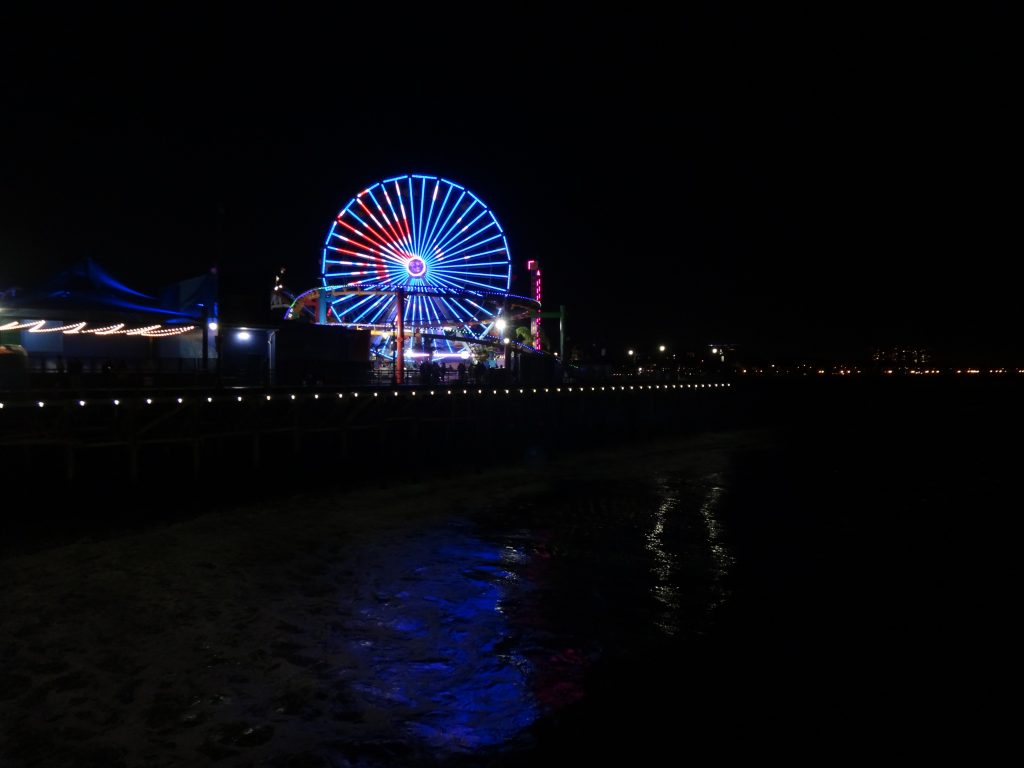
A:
0 383 738 491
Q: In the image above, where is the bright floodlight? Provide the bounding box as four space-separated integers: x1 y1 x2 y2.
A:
236 330 251 341
496 318 507 332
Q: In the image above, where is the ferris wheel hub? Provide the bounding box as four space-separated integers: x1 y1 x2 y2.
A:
406 256 426 278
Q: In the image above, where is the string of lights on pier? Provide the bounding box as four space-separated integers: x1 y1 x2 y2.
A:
0 383 732 410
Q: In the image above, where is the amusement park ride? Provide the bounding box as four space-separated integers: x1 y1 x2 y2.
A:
282 175 563 379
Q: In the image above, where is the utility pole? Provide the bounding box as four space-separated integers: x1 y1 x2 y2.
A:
200 303 209 373
560 304 566 361
395 290 405 385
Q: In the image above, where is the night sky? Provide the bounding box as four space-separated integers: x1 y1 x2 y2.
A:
1 6 1016 361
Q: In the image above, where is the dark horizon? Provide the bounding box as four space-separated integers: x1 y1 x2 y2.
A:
1 6 1017 362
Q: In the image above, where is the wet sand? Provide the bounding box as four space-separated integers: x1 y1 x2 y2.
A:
1 431 765 767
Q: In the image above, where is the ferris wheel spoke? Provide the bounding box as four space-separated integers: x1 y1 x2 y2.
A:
431 207 488 256
446 275 509 292
432 262 512 280
355 187 392 238
335 293 377 320
436 271 510 283
433 257 506 282
438 296 467 323
433 297 454 324
421 182 454 260
323 269 378 279
423 296 438 327
392 180 413 247
379 187 410 250
328 301 356 324
415 177 429 256
405 177 420 257
426 200 478 257
418 178 441 258
355 198 411 263
437 263 509 276
452 299 481 323
351 294 390 324
336 213 407 263
427 273 471 295
367 297 395 325
433 222 500 263
426 296 445 326
323 250 385 269
405 179 420 256
424 189 467 257
329 292 360 306
332 238 405 279
386 181 409 253
365 187 407 251
325 245 402 274
465 298 492 317
356 197 393 244
437 240 507 264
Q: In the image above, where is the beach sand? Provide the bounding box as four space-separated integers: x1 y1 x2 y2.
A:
1 430 766 767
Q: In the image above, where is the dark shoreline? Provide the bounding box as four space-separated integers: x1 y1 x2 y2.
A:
1 379 1016 763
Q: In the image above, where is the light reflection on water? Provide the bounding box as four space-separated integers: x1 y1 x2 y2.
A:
646 475 733 636
699 481 734 607
647 493 683 635
323 471 733 761
336 531 540 752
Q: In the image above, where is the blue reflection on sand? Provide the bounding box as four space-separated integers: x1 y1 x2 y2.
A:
337 529 537 752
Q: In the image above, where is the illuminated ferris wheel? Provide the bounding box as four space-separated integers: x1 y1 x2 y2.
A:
320 174 512 330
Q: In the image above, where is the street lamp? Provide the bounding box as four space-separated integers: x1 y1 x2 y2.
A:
627 349 634 356
658 344 666 352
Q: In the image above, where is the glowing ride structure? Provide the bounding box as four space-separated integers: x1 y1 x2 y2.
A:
286 174 541 379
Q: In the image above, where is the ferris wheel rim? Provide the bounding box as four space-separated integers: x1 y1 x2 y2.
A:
321 174 511 292
317 174 514 336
